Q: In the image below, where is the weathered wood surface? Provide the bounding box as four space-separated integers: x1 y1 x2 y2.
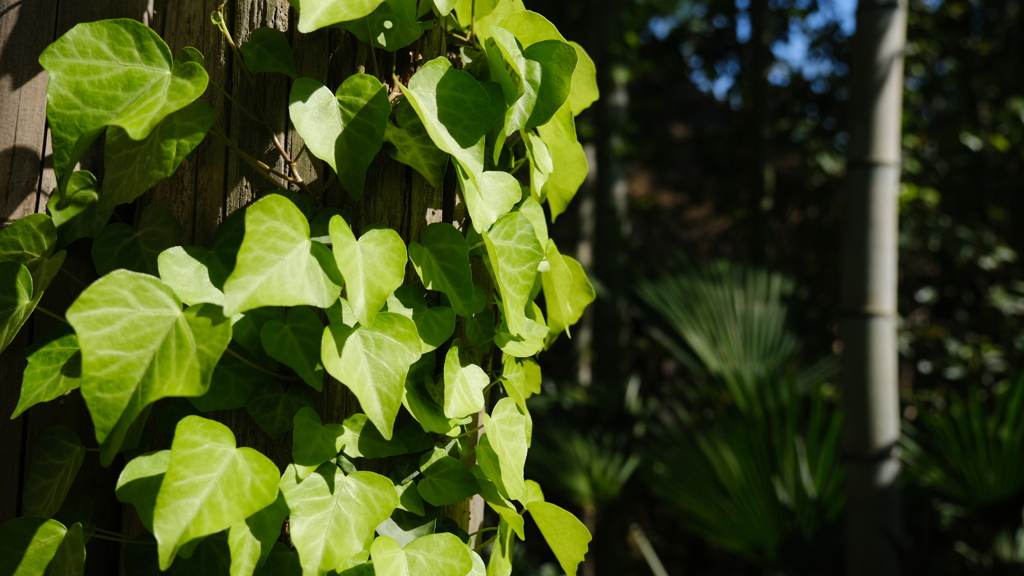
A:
1 0 477 571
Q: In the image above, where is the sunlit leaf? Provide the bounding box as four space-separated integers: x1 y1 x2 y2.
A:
329 215 407 327
115 450 169 532
291 0 387 33
158 246 226 307
536 103 587 220
386 286 456 353
370 533 472 576
44 521 84 576
409 223 476 318
480 398 528 500
541 239 594 342
470 466 524 539
483 211 544 338
12 324 81 419
443 339 488 419
46 171 108 247
526 501 591 576
0 517 67 576
227 493 289 576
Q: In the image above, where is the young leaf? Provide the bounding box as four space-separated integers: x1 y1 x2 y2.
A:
153 416 280 570
483 211 544 338
541 241 594 343
443 339 489 419
403 366 466 436
433 0 457 15
39 19 209 190
337 0 425 51
289 75 390 199
321 312 422 441
46 521 85 576
523 131 553 200
157 246 226 307
115 450 170 532
417 448 479 507
0 517 67 576
222 194 341 316
383 100 450 188
21 426 85 519
408 223 476 318
481 398 529 501
526 501 591 576
328 215 407 327
536 103 587 220
66 271 232 464
279 463 398 576
291 0 387 33
260 306 325 390
0 263 44 355
292 408 345 480
370 533 472 576
501 356 541 405
227 493 289 576
245 382 315 439
494 313 547 358
12 324 81 419
47 171 109 248
92 203 183 276
103 100 214 209
240 28 298 78
341 414 408 459
470 466 524 539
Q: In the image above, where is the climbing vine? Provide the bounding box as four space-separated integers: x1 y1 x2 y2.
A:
0 0 597 575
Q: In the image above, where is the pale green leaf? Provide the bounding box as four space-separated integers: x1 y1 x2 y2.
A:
240 28 297 78
494 306 547 358
485 519 514 576
523 132 553 201
337 0 425 52
222 194 341 316
383 100 449 188
292 408 345 480
227 493 289 576
289 75 390 199
370 534 472 576
469 466 524 539
526 502 591 576
341 413 408 459
329 215 407 327
115 450 170 532
291 0 387 33
92 203 182 276
453 160 523 235
468 551 486 576
260 306 324 390
22 426 85 519
483 211 544 338
322 312 421 440
66 271 231 464
12 324 81 419
154 416 280 570
158 246 226 307
0 517 67 576
408 223 476 318
103 100 214 209
279 464 398 576
536 103 587 220
376 508 433 546
403 356 465 435
443 340 488 419
500 355 541 409
0 213 56 271
521 480 545 507
0 263 40 355
46 171 108 247
44 522 84 576
417 448 479 507
39 19 208 190
386 286 456 353
433 0 457 16
481 398 528 500
245 382 315 439
567 42 598 115
541 241 594 343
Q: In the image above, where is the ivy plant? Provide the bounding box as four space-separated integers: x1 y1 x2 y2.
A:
0 1 597 575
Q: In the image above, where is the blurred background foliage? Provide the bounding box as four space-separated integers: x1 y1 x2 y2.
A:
502 0 1024 574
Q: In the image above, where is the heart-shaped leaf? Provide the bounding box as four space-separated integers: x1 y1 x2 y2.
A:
470 466 524 539
240 28 297 78
337 0 426 51
39 19 209 190
370 533 472 576
289 75 390 200
21 426 85 519
116 450 170 532
341 414 408 459
66 271 232 464
92 202 182 276
480 398 529 500
443 339 488 419
47 171 109 248
535 103 587 220
157 246 227 307
402 357 466 436
329 215 407 327
383 100 449 188
245 382 315 439
292 408 345 480
189 344 269 412
227 492 289 576
540 240 594 343
222 194 341 316
409 223 476 318
46 521 85 576
231 307 286 370
322 312 422 441
417 448 479 507
483 211 544 338
0 213 57 271
260 306 325 390
12 324 81 419
376 508 435 547
280 463 398 576
526 501 591 576
0 262 50 355
0 517 68 576
291 0 387 33
153 416 280 570
386 286 457 353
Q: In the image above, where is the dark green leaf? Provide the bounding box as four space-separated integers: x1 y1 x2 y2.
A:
260 306 324 390
409 223 476 318
0 517 67 576
22 426 85 519
245 382 315 439
44 522 84 576
115 450 170 532
46 171 109 248
383 100 449 188
417 448 479 506
240 28 297 78
292 408 345 480
337 0 425 52
341 413 408 459
92 203 182 276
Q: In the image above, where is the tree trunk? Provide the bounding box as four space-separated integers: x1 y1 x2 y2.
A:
840 1 907 575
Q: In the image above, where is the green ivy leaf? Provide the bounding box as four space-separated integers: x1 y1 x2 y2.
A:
240 28 297 78
483 211 544 338
0 264 41 355
377 508 434 546
289 75 390 200
290 0 387 32
0 517 67 576
231 307 285 370
189 344 268 412
292 408 345 480
45 521 84 576
383 100 449 188
245 382 315 439
470 466 524 539
522 131 553 200
12 324 81 419
157 246 226 307
526 502 591 576
254 542 302 576
500 355 541 406
260 306 325 390
536 103 587 220
403 358 466 435
66 271 232 464
39 19 209 190
409 223 476 318
567 42 598 115
280 463 398 576
22 426 85 519
485 519 514 576
227 493 289 576
386 286 457 353
222 194 341 316
47 171 108 248
417 448 479 507
92 203 182 276
153 416 280 570
453 159 523 235
370 533 472 576
337 0 425 52
433 0 457 15
393 480 425 516
329 216 407 327
443 339 488 419
341 414 408 459
541 240 594 343
0 213 57 272
115 450 170 532
103 100 214 210
466 309 496 351
171 532 231 575
481 398 528 500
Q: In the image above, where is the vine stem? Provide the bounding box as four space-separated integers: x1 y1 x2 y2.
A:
473 535 496 552
225 347 297 381
469 241 485 251
58 267 87 288
211 3 256 85
87 532 152 545
209 126 297 188
365 17 381 78
35 306 69 325
467 526 498 538
450 424 484 439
